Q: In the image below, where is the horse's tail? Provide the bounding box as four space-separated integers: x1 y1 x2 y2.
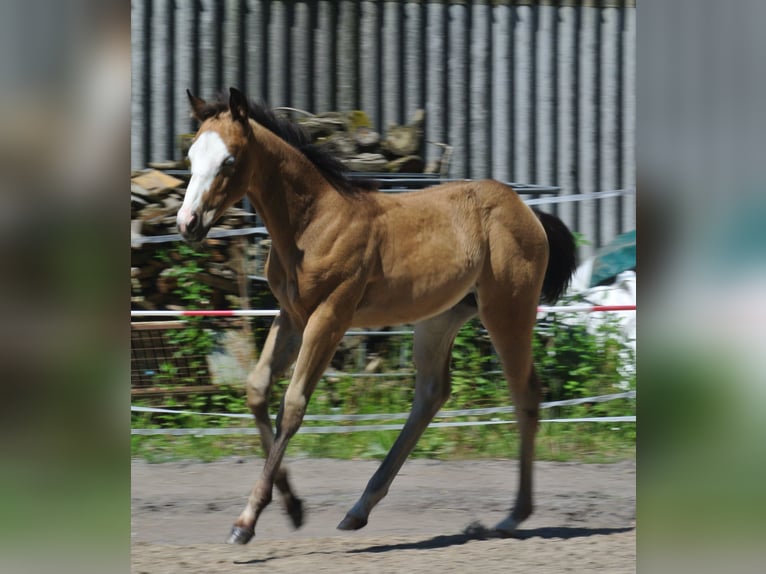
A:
534 209 578 304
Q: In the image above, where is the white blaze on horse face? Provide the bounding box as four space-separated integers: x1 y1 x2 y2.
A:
177 130 230 233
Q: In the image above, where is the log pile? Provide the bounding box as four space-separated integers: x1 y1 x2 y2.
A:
295 108 446 174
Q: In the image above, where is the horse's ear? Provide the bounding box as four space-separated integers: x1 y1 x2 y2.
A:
187 90 208 121
229 87 251 131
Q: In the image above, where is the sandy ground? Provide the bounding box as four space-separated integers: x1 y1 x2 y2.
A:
132 457 635 573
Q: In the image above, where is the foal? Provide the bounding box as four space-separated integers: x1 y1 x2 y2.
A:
177 88 577 544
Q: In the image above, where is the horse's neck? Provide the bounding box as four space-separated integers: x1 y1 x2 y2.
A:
244 130 334 257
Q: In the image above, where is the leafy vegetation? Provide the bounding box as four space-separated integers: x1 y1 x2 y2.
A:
153 245 216 385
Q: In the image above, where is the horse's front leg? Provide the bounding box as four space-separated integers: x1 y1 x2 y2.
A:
228 303 351 544
245 311 303 528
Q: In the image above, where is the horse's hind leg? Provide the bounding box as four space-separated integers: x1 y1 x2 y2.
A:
245 311 304 528
478 292 542 535
338 296 478 530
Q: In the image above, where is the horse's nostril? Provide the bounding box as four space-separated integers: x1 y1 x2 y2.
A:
188 213 199 232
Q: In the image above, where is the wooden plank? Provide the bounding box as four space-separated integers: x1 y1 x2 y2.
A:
131 320 187 331
131 169 185 195
131 385 230 398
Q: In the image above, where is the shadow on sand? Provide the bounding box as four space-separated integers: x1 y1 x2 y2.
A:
347 523 635 554
233 523 635 565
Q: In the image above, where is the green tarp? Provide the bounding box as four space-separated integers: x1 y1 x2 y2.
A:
589 229 636 287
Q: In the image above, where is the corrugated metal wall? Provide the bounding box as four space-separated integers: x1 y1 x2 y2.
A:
131 0 635 252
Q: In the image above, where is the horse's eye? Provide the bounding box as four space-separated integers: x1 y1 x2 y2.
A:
224 155 236 167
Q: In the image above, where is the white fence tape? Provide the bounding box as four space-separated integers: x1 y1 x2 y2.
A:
131 391 634 422
131 391 635 435
524 188 635 206
131 416 636 436
130 305 635 318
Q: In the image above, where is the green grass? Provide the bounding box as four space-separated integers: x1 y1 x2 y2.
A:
131 421 635 464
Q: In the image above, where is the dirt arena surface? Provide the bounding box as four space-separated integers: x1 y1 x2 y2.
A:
132 457 635 573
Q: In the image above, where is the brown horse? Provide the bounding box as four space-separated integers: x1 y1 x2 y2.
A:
177 88 577 544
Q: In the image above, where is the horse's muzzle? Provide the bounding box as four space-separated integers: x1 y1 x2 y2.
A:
176 213 204 242
178 212 208 243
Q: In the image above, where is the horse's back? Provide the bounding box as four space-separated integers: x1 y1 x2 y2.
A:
350 179 545 327
373 179 545 249
375 178 534 218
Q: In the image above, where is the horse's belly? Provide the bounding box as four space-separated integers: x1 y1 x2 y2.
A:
351 275 476 328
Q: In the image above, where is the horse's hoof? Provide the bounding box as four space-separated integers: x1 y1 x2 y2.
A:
337 513 368 531
493 516 520 537
226 525 255 545
286 496 304 530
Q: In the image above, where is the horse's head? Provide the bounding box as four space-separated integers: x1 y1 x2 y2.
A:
177 88 253 243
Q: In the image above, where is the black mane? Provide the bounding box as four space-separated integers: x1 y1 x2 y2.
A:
194 94 378 195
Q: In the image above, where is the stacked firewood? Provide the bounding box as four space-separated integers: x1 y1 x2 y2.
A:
294 107 442 174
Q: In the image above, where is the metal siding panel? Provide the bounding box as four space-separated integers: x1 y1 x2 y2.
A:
382 1 403 128
556 5 578 230
622 5 636 232
283 0 294 105
491 4 511 182
314 1 333 112
329 0 339 110
403 2 423 119
535 5 556 194
151 0 173 163
238 0 249 91
447 2 468 179
245 0 265 100
469 2 490 179
425 2 447 169
292 1 312 111
131 0 148 167
578 4 599 256
528 4 538 184
175 1 196 140
268 1 288 105
198 0 218 100
512 4 533 183
359 1 381 129
600 7 621 243
165 0 177 161
222 0 243 92
337 1 358 110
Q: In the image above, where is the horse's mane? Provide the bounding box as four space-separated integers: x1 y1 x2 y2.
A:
194 94 378 195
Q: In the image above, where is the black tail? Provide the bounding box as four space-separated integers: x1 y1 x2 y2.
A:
534 209 578 304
